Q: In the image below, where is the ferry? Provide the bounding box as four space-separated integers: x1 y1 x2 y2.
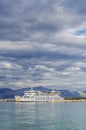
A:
15 89 64 102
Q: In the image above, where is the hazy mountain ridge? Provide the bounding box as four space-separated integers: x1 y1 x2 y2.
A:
0 86 86 99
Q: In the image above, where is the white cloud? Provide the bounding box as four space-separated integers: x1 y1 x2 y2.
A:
1 62 22 70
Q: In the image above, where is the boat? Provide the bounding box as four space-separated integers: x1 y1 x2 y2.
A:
15 89 64 102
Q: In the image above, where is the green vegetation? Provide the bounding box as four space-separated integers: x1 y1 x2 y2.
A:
65 97 86 100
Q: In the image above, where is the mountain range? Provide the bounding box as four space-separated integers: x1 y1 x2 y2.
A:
0 86 86 99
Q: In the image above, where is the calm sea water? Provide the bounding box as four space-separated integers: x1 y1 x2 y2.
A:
0 102 86 130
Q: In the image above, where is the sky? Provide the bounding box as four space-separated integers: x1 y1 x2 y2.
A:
0 0 86 90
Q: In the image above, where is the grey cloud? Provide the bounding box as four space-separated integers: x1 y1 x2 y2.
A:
0 0 68 41
0 47 83 61
26 23 60 33
64 0 86 14
0 0 86 89
0 53 86 89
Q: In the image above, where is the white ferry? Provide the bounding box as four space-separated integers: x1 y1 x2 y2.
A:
15 88 64 102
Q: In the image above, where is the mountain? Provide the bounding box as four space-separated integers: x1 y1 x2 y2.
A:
0 88 14 99
0 86 86 99
58 90 80 98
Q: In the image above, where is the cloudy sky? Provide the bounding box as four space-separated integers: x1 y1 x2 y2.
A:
0 0 86 90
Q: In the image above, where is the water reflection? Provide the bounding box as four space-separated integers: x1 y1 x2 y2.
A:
0 102 86 130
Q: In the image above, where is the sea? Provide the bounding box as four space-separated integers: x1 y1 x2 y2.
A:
0 102 86 130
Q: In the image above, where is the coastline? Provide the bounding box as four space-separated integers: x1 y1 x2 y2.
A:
0 98 86 102
64 99 86 102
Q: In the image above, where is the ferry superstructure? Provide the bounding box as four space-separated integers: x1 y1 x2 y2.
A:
15 89 64 102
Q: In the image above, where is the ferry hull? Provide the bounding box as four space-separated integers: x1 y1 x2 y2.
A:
15 96 64 102
15 90 64 102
